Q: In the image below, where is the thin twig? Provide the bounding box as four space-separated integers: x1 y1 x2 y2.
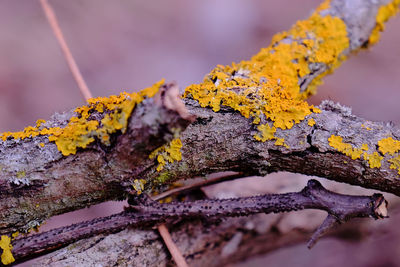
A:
157 224 189 267
152 172 243 201
39 0 92 100
11 180 388 264
152 172 243 266
39 2 187 264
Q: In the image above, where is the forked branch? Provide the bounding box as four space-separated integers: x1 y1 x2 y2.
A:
9 179 387 264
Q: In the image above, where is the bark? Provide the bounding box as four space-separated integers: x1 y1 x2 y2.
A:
0 0 399 265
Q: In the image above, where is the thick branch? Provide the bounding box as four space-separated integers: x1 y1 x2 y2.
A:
0 0 398 254
163 100 400 195
9 180 387 264
0 83 194 234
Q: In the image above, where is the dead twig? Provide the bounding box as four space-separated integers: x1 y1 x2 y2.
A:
10 179 388 264
39 0 92 100
157 224 189 267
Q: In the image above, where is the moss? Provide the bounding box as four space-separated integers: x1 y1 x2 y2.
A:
184 0 345 142
0 235 14 265
0 80 164 156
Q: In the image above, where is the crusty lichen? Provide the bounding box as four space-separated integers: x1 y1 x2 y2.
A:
0 235 14 265
132 179 147 195
328 135 363 160
184 0 346 145
388 155 400 174
376 136 400 174
149 138 183 171
328 135 383 168
368 0 400 45
378 137 400 155
253 124 289 148
0 80 164 156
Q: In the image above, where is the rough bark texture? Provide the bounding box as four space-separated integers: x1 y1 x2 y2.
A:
0 83 194 234
0 0 399 265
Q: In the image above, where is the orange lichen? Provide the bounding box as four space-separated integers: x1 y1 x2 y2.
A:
308 118 316 126
0 80 165 156
369 0 400 45
149 138 183 171
184 1 347 142
328 135 382 168
378 137 400 155
0 235 14 265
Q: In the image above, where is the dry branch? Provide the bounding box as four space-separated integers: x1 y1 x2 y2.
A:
9 180 387 264
0 0 399 265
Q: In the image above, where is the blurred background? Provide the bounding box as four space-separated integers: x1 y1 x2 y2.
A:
1 0 400 266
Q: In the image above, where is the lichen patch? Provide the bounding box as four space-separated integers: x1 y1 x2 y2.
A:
0 80 165 156
184 0 347 143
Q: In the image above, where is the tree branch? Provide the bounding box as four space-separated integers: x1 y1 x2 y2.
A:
9 179 387 264
0 0 399 264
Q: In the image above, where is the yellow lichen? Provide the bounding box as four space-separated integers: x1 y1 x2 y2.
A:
184 1 348 139
369 0 400 45
328 135 382 168
11 232 19 240
149 138 183 171
361 144 369 151
132 179 147 195
378 137 400 155
253 124 288 147
363 152 383 168
0 80 165 156
328 135 363 160
254 124 276 142
0 235 14 265
16 171 26 178
275 138 289 148
308 118 316 126
361 124 372 130
388 155 400 174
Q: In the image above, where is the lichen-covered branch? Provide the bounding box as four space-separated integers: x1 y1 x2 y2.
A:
0 0 399 265
0 82 194 234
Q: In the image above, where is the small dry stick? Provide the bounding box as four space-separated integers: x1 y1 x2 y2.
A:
152 172 243 201
158 224 189 267
11 180 388 264
39 1 187 264
39 0 92 100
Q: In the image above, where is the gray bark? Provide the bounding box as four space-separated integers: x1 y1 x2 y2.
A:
0 0 399 265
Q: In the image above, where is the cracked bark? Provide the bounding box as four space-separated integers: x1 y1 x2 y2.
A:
0 0 399 265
